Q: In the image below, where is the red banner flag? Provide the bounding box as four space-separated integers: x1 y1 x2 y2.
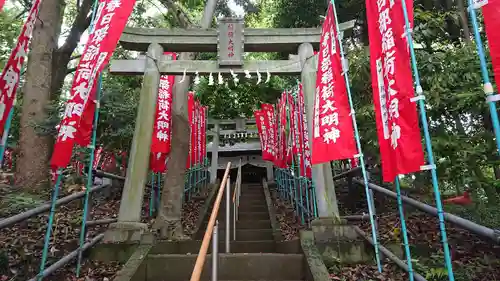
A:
74 99 96 147
0 0 6 12
186 92 195 169
200 106 207 162
255 109 274 161
483 0 500 90
151 52 176 154
51 0 137 168
261 103 277 162
93 146 103 169
290 94 299 156
298 84 312 178
0 0 42 135
150 152 167 173
366 0 424 182
120 150 128 175
195 100 201 165
150 53 176 173
276 96 287 168
311 3 357 164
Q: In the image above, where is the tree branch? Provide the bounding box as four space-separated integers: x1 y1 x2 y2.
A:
158 0 193 28
57 0 93 55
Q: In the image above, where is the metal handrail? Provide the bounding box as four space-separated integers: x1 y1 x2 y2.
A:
0 183 111 230
232 158 242 240
190 162 232 281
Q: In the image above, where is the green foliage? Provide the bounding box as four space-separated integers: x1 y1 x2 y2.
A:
0 6 23 69
413 253 449 281
445 202 500 228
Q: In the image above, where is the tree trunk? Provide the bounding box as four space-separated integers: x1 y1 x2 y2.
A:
153 0 217 239
154 114 190 239
15 0 64 190
456 0 471 44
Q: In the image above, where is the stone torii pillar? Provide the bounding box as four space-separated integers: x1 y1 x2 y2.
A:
104 43 163 242
298 42 340 219
210 121 220 184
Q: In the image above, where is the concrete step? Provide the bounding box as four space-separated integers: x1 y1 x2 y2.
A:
216 229 273 241
145 253 305 280
211 204 268 213
196 228 273 241
240 195 266 201
201 219 271 230
238 200 267 206
151 240 277 254
223 205 268 213
239 211 269 220
203 211 269 222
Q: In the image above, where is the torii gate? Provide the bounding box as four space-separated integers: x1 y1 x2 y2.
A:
105 19 355 242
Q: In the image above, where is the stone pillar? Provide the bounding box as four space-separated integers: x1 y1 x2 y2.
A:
210 121 220 184
298 42 340 219
104 43 163 242
266 162 274 183
235 117 245 131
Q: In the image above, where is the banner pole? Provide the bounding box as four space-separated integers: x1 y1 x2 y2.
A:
76 74 103 277
296 81 312 222
399 0 455 279
395 176 415 281
149 172 155 216
467 0 500 154
330 0 382 272
37 170 63 281
285 93 300 222
0 98 16 167
157 172 161 211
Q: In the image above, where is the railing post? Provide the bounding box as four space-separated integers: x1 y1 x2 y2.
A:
233 196 236 241
212 220 218 281
226 176 231 253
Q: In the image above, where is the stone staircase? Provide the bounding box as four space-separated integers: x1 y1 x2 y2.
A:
143 182 307 281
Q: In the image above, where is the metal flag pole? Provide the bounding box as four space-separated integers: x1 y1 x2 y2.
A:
395 176 415 281
292 91 306 224
75 0 101 275
296 88 311 223
76 74 103 276
285 91 302 223
330 0 382 272
399 0 455 279
156 171 161 211
467 0 500 154
149 172 156 216
37 170 63 281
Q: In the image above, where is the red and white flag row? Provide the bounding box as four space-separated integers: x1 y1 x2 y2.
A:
186 91 207 169
256 0 427 183
254 85 312 178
